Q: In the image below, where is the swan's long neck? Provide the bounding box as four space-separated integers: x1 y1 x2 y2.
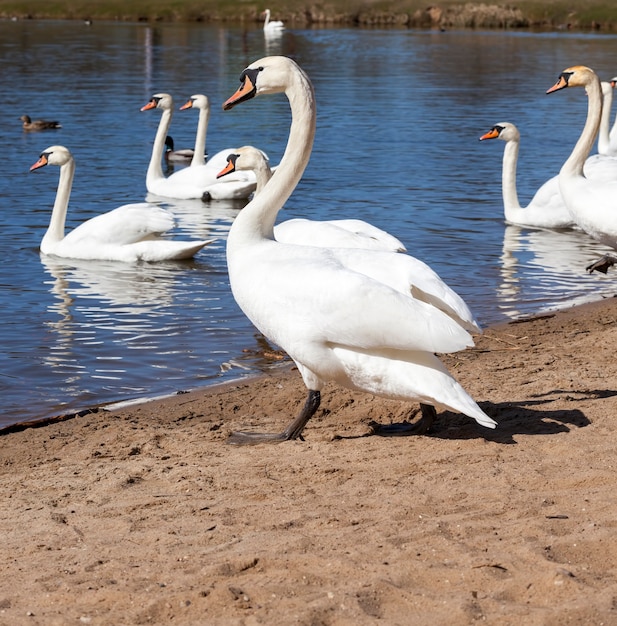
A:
561 76 602 179
191 106 209 166
147 108 172 184
227 70 316 249
42 157 74 248
598 83 613 155
264 9 270 26
500 138 522 215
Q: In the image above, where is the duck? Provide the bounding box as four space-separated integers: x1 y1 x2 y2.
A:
30 145 214 262
141 93 257 201
546 65 617 274
479 122 575 229
262 9 284 33
220 55 496 444
164 136 195 163
217 145 407 252
20 115 61 131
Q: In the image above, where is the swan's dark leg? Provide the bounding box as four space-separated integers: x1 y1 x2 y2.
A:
227 390 321 445
587 255 617 274
369 403 436 436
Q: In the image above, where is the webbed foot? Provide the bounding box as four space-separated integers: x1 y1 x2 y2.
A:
586 255 617 274
369 403 436 437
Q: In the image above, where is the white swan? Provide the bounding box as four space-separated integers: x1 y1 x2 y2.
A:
547 65 617 273
30 145 214 262
220 56 495 444
597 81 617 157
262 9 284 33
479 122 575 229
217 145 407 252
141 93 257 201
178 94 216 167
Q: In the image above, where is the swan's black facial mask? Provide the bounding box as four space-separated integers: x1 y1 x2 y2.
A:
222 67 262 110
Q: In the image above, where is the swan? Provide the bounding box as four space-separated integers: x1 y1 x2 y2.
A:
220 56 496 444
217 145 407 252
178 94 213 167
479 122 575 229
262 9 284 33
20 115 61 131
546 65 617 274
597 81 617 157
30 145 214 262
164 136 194 163
141 93 257 201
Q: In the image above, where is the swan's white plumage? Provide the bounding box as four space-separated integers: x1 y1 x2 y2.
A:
547 65 617 250
479 122 575 229
217 145 406 252
141 93 256 200
597 81 617 157
262 9 284 32
31 145 213 262
222 56 494 434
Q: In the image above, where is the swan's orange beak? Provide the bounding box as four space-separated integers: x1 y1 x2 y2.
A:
546 73 569 94
140 99 157 111
223 72 257 111
30 154 48 171
179 99 193 110
216 155 238 179
479 128 499 141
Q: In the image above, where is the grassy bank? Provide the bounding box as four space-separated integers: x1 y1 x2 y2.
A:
0 0 615 31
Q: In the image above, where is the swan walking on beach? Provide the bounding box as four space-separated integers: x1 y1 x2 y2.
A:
547 65 617 274
479 122 575 229
221 56 496 444
30 145 214 262
141 93 257 201
217 146 407 252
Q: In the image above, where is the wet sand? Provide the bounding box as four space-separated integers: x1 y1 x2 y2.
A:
1 295 617 625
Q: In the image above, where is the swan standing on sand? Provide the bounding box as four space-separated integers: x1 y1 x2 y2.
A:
547 65 617 274
20 115 61 131
262 9 284 33
479 122 575 229
221 56 495 444
30 145 214 262
217 145 407 251
141 93 256 201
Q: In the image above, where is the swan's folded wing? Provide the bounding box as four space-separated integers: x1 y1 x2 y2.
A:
65 204 175 246
255 254 476 356
329 248 481 332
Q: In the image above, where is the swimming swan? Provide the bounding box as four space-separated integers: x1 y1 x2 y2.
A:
262 9 284 33
217 145 407 252
221 56 496 444
547 65 617 274
141 93 256 201
30 145 213 262
479 122 575 229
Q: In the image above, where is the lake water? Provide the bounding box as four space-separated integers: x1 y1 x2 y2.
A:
1 19 617 428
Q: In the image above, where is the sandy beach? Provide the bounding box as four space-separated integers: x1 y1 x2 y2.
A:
2 295 617 624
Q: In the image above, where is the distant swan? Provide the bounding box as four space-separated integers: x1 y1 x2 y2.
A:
20 115 61 131
479 122 575 229
217 145 407 252
547 65 617 274
141 93 256 201
262 9 284 32
221 56 495 444
30 145 214 262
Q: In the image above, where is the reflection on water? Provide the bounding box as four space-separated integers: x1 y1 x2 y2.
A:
2 21 617 427
498 225 617 319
